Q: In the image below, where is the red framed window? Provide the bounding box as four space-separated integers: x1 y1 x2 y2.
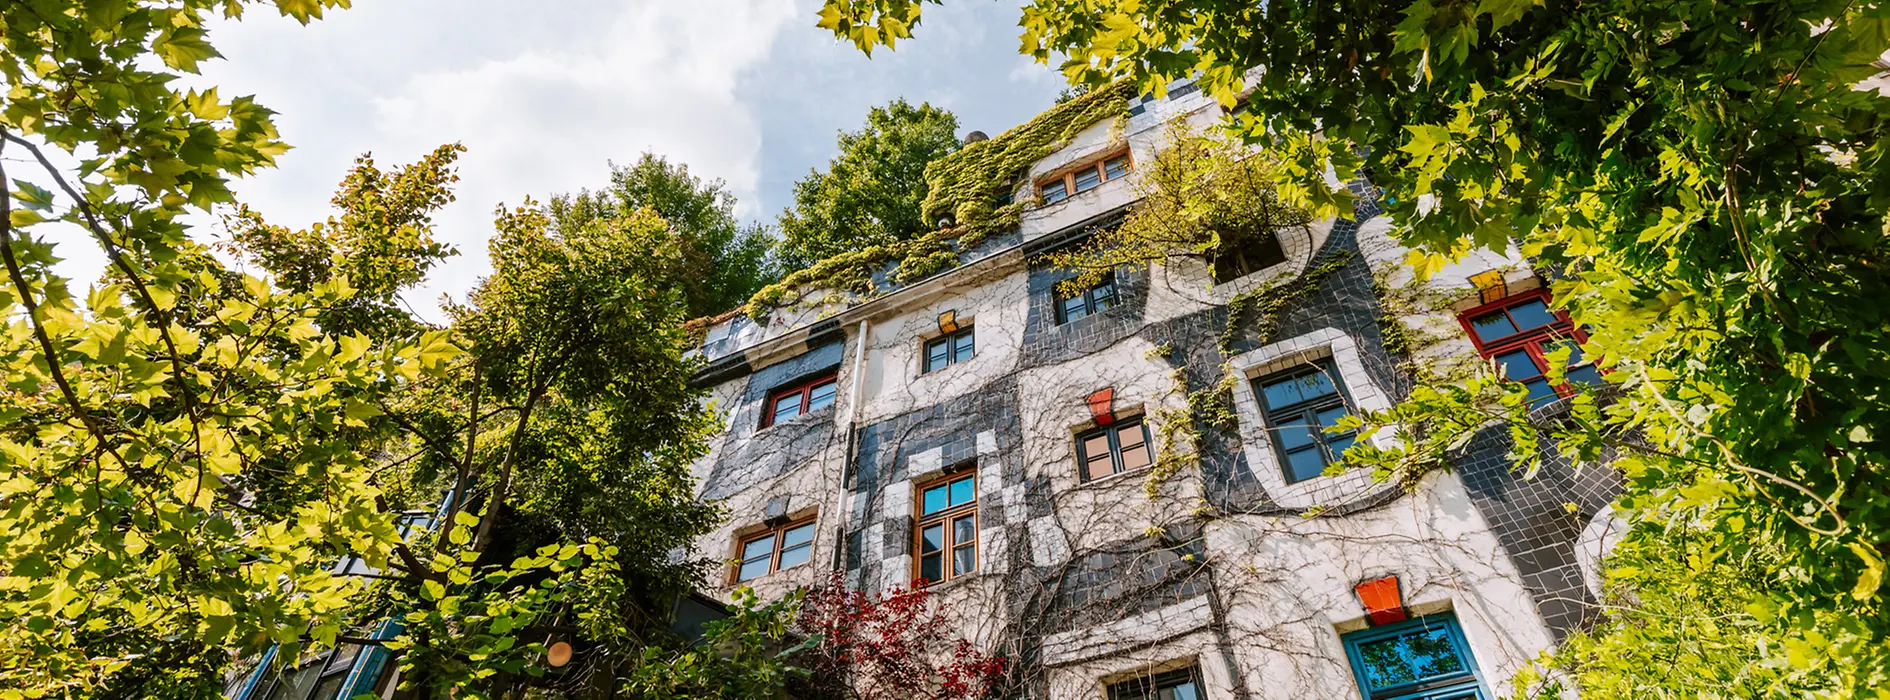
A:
1457 289 1602 405
913 468 977 586
761 372 838 428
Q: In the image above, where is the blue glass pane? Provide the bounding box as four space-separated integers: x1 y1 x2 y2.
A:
1103 156 1130 181
738 557 771 582
920 524 944 553
1564 365 1603 387
806 381 837 411
781 523 815 548
1296 370 1339 399
1161 682 1199 700
772 395 801 422
1506 299 1557 332
1042 180 1069 204
742 536 774 561
1327 434 1357 461
1317 406 1350 430
1353 625 1467 692
1553 339 1584 365
1260 377 1304 410
921 486 948 515
948 477 974 507
777 543 811 570
1275 424 1318 450
1062 296 1090 322
1495 350 1542 381
1469 312 1518 343
1524 378 1557 406
954 333 974 362
1073 166 1102 193
926 340 949 371
1092 284 1117 309
1284 447 1327 483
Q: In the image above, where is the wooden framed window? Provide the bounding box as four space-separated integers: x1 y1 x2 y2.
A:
761 372 838 428
1055 271 1119 324
734 519 816 583
913 468 977 585
1342 613 1489 699
1456 289 1600 406
1254 359 1358 483
1076 417 1153 482
1038 150 1132 204
923 327 975 373
1108 666 1206 700
1210 231 1287 283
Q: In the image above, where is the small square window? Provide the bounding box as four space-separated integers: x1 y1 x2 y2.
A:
1457 290 1601 406
1055 272 1121 325
1108 666 1205 700
923 327 975 373
1076 417 1153 482
1254 359 1356 483
734 519 817 583
761 372 838 428
914 468 978 585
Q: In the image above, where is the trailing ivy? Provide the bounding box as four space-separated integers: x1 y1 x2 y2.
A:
1219 250 1355 353
743 83 1131 320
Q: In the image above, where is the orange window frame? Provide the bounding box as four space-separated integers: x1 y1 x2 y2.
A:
912 469 978 587
731 517 817 584
1037 149 1132 204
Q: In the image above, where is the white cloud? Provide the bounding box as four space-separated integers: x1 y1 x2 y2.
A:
185 0 800 320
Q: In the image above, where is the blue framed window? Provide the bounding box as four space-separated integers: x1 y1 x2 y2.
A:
1342 614 1488 700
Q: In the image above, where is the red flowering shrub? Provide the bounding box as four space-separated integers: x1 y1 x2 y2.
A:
793 572 1007 700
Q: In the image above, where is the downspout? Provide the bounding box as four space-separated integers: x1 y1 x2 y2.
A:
827 319 871 574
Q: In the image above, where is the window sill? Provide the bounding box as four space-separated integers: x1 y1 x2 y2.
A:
1073 464 1154 491
757 404 837 433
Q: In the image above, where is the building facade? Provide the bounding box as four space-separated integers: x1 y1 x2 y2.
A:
687 83 1622 700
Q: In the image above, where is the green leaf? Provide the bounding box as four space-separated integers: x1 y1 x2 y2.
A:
11 180 54 211
1849 542 1884 601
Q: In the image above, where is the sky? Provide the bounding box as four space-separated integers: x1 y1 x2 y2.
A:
95 0 1065 321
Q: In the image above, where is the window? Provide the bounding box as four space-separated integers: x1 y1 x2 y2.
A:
1254 359 1358 483
1342 614 1488 700
1457 289 1600 406
924 327 975 373
735 519 816 582
1038 150 1132 204
1055 272 1119 324
914 469 977 585
1076 417 1153 482
762 372 838 428
1210 231 1287 283
1108 666 1205 700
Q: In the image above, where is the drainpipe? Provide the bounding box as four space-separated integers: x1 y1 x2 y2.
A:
827 319 871 574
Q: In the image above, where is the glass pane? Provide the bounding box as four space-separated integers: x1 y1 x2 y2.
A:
777 543 811 570
1116 424 1146 450
1316 406 1350 430
738 556 772 582
1495 350 1543 381
948 476 974 507
1062 296 1090 322
927 340 949 371
807 381 837 411
1506 299 1557 332
1552 338 1584 365
1073 166 1102 193
1564 365 1603 387
953 545 977 575
1092 283 1117 309
1469 311 1519 342
264 663 322 700
922 485 948 515
1524 378 1557 406
1042 180 1068 203
953 515 976 545
920 524 944 553
920 553 943 582
1260 376 1305 410
1087 455 1117 481
1284 447 1328 483
742 536 775 561
954 333 974 363
1103 155 1130 180
1295 370 1339 400
772 394 801 422
1082 433 1112 461
1327 434 1357 461
1119 443 1151 471
311 674 345 700
781 523 815 548
1353 625 1467 692
1274 423 1318 450
1159 682 1200 700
